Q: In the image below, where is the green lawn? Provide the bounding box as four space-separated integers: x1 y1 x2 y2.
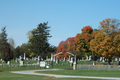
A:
0 68 102 80
36 69 120 78
0 60 120 80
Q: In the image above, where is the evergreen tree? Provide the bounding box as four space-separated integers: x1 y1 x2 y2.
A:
28 22 52 59
0 26 13 63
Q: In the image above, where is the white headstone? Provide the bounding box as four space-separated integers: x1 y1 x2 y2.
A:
20 61 24 66
102 57 105 62
64 57 66 62
86 56 89 60
51 53 53 61
89 56 92 61
7 61 10 65
24 53 26 60
40 61 45 67
100 57 102 61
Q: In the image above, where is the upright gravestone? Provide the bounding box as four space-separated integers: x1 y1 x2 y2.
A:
24 53 26 60
115 58 118 61
64 57 66 62
100 57 102 61
54 56 56 62
70 57 74 66
7 61 10 65
51 53 53 61
16 58 18 63
20 55 24 66
56 57 59 64
26 57 28 61
19 56 21 61
102 57 105 62
86 56 89 61
89 56 92 61
37 55 41 64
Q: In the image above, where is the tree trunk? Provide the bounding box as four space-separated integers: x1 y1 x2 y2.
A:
118 61 120 65
108 59 111 65
118 58 120 65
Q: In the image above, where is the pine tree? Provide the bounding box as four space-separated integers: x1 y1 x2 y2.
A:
28 22 52 59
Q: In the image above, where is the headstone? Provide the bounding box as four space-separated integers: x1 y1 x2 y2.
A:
40 61 45 67
46 56 48 61
20 60 24 66
24 53 26 60
37 56 41 64
19 56 22 60
86 56 89 60
53 56 56 61
74 55 76 64
71 57 74 63
56 58 59 64
26 57 29 61
16 58 18 63
89 56 92 61
100 57 102 61
7 61 10 65
115 58 118 61
64 57 66 62
119 58 120 61
19 55 24 66
102 57 105 62
51 53 53 61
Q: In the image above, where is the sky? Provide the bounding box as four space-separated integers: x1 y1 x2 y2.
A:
0 0 120 47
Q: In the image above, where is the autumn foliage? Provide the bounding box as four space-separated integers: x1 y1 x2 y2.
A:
82 26 93 34
56 37 75 59
56 18 120 65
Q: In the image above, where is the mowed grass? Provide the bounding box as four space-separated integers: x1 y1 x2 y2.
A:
36 69 120 78
0 68 102 80
0 60 120 80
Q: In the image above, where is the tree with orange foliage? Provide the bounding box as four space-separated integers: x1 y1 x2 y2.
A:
90 18 120 65
90 31 105 64
75 33 81 51
75 26 94 58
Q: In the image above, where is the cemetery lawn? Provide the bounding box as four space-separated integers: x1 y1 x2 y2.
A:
0 69 102 80
35 69 120 78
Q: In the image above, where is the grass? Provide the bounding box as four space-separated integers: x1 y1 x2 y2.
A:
0 60 120 80
36 69 120 78
0 68 103 80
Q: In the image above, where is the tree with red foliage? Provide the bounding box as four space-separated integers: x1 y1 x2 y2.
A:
82 26 93 34
56 37 75 59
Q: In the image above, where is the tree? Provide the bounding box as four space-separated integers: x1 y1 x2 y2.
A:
76 26 94 58
0 26 13 63
90 31 105 63
75 33 81 51
99 18 120 64
90 18 120 65
14 46 21 58
8 38 15 51
27 22 52 59
0 27 8 58
1 44 13 63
